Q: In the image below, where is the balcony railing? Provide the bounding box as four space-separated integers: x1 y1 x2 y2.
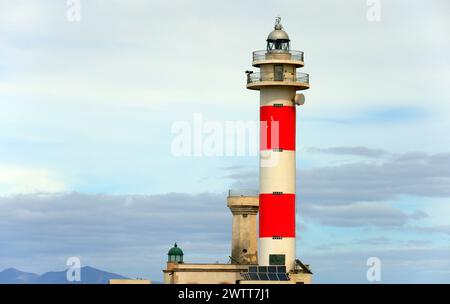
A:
228 189 258 197
252 50 304 63
246 71 309 85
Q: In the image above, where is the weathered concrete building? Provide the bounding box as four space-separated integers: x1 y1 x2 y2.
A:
163 192 312 284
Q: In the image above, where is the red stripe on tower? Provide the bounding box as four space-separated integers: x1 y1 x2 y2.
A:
260 106 296 151
259 193 296 237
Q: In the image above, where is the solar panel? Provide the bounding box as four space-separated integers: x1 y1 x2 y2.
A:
242 264 291 281
268 266 277 273
276 266 286 273
258 266 267 273
241 272 290 281
248 266 257 273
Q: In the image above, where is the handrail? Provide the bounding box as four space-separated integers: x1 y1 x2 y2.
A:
228 189 258 197
247 71 309 84
252 50 304 63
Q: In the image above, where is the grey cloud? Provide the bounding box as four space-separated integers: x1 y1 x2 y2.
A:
228 150 450 205
409 210 429 220
353 237 391 246
301 202 409 227
414 225 450 235
0 192 232 280
225 148 445 228
302 246 450 283
406 240 433 247
0 191 447 283
308 236 433 251
300 152 450 205
307 146 388 158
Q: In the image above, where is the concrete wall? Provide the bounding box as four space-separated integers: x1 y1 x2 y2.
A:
164 271 240 284
163 263 248 284
290 273 313 284
227 196 259 264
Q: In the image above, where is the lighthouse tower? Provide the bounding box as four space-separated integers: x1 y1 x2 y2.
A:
246 17 309 273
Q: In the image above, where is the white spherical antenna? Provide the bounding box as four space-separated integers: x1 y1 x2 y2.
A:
294 94 305 106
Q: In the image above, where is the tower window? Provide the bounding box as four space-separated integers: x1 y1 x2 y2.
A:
242 214 248 218
269 254 286 265
274 65 284 81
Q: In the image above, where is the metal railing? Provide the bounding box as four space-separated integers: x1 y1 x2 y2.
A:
247 71 309 85
252 50 304 63
228 189 258 197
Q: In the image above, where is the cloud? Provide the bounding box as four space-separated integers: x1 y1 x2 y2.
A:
302 246 450 283
0 165 66 195
353 237 391 246
301 202 410 227
409 210 429 220
414 225 450 235
303 152 450 204
0 192 230 279
307 146 387 158
224 148 445 230
228 150 450 205
301 202 428 228
0 191 447 283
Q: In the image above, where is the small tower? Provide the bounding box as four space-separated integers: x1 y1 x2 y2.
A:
246 17 310 273
168 243 184 263
227 191 259 265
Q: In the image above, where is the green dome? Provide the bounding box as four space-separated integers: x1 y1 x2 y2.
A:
168 243 184 263
168 243 183 256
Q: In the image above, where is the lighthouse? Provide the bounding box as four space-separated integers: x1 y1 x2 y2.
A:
162 17 312 285
246 17 310 272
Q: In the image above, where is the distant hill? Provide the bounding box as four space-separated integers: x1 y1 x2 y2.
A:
0 266 129 284
0 268 39 284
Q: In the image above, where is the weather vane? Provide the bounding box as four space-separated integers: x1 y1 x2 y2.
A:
275 16 282 29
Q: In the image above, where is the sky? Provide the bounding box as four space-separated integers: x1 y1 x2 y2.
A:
0 0 449 283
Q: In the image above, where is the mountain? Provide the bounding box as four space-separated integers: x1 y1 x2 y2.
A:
34 266 129 284
0 268 39 284
0 266 129 284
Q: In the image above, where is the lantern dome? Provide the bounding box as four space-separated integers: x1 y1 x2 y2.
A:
266 17 290 51
168 243 184 263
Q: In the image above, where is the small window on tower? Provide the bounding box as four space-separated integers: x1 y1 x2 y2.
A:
274 65 284 81
269 254 286 265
